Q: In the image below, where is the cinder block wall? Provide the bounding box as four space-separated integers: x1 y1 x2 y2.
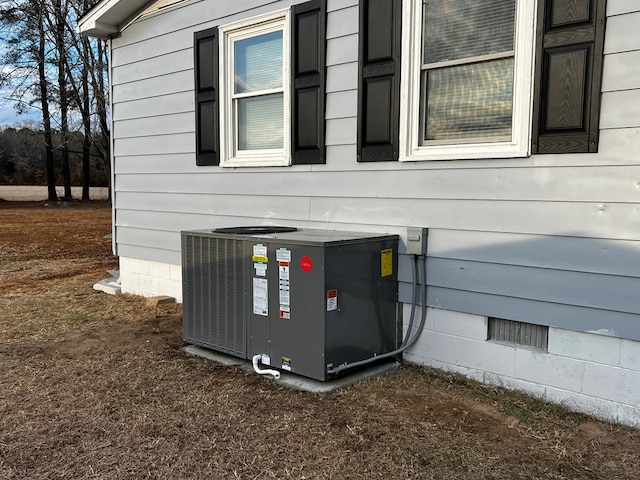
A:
119 258 183 302
403 306 640 428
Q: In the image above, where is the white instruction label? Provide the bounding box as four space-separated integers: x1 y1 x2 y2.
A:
276 247 291 262
279 287 290 306
253 278 268 316
253 243 267 258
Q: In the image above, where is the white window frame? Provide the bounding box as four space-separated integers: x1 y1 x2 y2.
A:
399 0 537 162
218 9 291 167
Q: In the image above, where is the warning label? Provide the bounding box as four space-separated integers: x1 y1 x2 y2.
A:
279 260 290 318
381 248 393 277
326 289 338 312
282 357 292 371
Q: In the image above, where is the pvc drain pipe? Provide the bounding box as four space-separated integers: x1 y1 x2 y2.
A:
252 354 281 379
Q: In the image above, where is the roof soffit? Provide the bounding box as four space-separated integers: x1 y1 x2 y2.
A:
78 0 153 38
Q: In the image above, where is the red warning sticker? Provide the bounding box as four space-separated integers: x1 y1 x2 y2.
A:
326 289 338 311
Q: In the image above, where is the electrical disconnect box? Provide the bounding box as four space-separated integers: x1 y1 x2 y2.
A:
182 227 399 381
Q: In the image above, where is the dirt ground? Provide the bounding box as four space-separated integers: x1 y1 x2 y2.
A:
1 201 640 480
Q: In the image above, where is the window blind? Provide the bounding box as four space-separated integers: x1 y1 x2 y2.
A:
423 59 514 141
234 31 283 93
423 0 515 65
238 93 284 150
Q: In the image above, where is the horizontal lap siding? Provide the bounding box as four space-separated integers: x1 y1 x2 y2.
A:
111 1 640 338
114 165 640 201
113 71 194 103
607 0 640 16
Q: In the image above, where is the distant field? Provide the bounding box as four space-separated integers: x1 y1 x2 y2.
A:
0 185 109 201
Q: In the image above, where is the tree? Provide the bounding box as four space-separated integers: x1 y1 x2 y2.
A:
0 0 109 201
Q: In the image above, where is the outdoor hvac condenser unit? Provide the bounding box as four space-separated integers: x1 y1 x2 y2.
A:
181 227 399 381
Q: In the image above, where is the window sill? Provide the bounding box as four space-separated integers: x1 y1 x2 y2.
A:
399 142 530 162
220 155 291 168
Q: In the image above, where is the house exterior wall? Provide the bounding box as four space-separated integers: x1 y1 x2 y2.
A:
108 0 640 426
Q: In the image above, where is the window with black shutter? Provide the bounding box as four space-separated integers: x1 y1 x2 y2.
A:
361 0 606 162
292 0 326 165
194 27 219 166
193 0 326 168
531 0 606 154
357 0 401 162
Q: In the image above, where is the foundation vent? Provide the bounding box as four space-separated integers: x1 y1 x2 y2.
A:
488 318 548 351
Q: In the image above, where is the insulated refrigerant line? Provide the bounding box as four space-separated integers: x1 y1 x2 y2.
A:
326 254 428 376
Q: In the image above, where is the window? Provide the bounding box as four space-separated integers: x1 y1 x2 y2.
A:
194 1 326 167
218 10 291 167
358 0 606 162
399 0 536 161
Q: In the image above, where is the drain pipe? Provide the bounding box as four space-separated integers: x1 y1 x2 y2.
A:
252 354 281 379
326 254 427 376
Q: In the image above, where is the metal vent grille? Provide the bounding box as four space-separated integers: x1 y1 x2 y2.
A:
182 234 247 357
488 317 548 351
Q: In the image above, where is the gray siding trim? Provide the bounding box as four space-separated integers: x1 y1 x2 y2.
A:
425 230 640 278
425 286 640 343
427 258 640 316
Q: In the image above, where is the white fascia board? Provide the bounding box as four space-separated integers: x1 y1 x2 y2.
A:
78 0 151 37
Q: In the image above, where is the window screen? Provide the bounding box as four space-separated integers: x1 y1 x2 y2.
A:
232 30 284 151
420 0 516 143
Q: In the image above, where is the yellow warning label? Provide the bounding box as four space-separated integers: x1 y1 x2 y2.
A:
381 249 393 277
252 256 268 263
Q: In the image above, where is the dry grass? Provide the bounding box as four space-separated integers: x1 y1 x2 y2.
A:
1 201 640 479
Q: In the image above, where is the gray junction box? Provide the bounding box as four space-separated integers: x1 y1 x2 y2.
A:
181 228 399 381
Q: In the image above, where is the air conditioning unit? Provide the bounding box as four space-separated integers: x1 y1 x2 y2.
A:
181 227 399 381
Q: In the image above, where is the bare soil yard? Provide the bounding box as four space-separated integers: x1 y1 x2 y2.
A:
1 201 639 479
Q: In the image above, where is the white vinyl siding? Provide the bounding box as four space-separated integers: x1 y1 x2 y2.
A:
108 0 640 344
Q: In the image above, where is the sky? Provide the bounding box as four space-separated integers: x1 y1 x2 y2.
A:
0 80 40 128
0 87 43 129
0 52 41 128
0 107 38 128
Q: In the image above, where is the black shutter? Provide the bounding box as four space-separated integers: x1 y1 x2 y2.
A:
531 0 606 154
357 0 401 162
194 27 219 166
292 0 326 165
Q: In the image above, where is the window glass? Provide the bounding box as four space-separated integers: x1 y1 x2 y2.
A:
422 59 514 141
420 0 516 145
423 0 515 65
237 93 284 149
234 31 283 93
232 29 284 152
